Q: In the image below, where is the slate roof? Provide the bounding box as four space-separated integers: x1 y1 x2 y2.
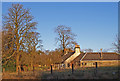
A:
71 53 86 62
61 52 120 63
61 52 75 63
82 52 120 61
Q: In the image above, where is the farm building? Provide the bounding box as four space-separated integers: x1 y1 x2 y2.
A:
60 45 120 68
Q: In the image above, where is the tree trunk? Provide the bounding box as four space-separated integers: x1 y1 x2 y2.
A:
63 34 65 50
31 55 33 71
31 49 35 71
16 53 21 72
16 43 21 72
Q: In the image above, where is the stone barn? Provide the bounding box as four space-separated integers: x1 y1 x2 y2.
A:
60 45 120 68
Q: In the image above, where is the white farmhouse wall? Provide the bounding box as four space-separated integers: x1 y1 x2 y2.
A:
64 52 80 64
64 45 80 67
64 47 80 65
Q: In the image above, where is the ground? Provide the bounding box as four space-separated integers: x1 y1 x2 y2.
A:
2 66 120 79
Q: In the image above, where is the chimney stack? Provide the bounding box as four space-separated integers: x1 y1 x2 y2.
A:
64 48 69 55
75 45 80 54
100 48 103 59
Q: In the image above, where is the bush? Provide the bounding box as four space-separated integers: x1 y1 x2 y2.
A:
3 64 16 72
3 59 16 72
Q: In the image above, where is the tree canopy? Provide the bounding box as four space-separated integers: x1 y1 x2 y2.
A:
2 4 42 72
55 25 77 51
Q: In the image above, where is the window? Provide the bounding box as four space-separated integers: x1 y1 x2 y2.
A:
68 63 70 67
82 63 87 65
93 63 96 65
87 63 93 66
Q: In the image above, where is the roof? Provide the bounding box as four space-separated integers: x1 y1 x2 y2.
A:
61 52 75 63
82 52 120 61
71 53 86 62
61 52 120 64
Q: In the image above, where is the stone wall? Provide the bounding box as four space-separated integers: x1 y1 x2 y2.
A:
80 60 120 67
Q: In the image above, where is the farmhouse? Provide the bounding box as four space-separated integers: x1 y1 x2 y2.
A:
60 45 120 68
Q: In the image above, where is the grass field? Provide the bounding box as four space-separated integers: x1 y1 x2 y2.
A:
2 66 120 79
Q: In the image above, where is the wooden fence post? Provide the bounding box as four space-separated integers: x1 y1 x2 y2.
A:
95 62 98 73
33 66 34 72
51 65 53 74
72 64 74 74
94 62 98 77
95 62 98 69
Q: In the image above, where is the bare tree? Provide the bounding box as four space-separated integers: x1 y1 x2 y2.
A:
112 35 120 53
84 48 93 52
0 31 1 52
2 4 38 72
55 25 77 55
2 28 16 67
23 31 42 70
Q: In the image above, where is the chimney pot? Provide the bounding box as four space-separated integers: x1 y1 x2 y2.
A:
64 48 69 55
75 45 80 48
75 45 80 54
